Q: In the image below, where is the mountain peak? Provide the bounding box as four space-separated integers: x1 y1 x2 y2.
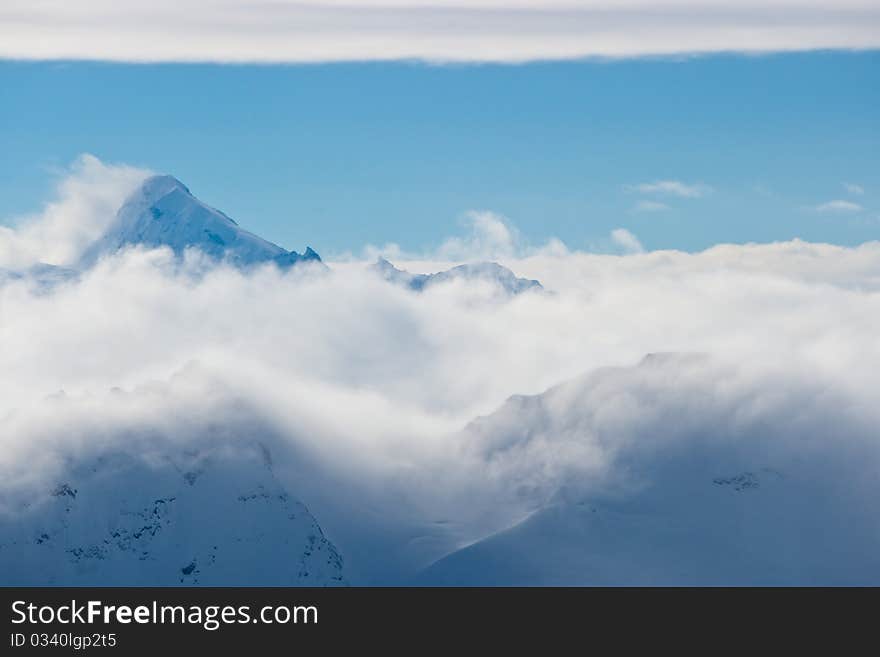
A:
138 174 191 200
80 174 319 269
371 258 542 295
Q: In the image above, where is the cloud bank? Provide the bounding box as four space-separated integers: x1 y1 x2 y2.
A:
2 159 880 582
1 1 879 63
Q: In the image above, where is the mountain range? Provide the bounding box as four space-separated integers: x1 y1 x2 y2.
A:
7 175 876 586
0 173 547 585
3 351 879 585
4 173 541 296
371 257 542 295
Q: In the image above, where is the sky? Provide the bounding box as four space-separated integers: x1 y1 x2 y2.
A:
1 1 878 256
2 53 877 256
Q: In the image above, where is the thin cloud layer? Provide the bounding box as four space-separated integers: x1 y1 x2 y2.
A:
633 200 671 213
814 199 863 213
628 180 713 198
2 1 879 63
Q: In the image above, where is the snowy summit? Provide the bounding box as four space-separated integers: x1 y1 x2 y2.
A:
80 175 321 269
372 257 542 295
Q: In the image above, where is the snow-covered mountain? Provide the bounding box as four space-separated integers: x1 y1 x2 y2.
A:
371 257 542 294
80 175 321 269
415 353 880 585
0 440 346 585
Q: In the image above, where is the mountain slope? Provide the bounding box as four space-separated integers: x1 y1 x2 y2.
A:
80 175 321 269
416 474 871 586
0 441 346 586
415 353 880 585
371 258 542 294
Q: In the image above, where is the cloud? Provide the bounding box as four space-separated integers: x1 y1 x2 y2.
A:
2 160 880 582
813 199 863 213
610 228 645 253
435 210 521 261
1 1 878 63
843 182 865 195
354 209 569 264
633 200 671 213
0 154 149 269
627 180 712 198
429 352 880 584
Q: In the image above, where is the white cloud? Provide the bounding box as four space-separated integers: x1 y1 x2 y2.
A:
627 180 713 198
437 211 521 261
0 154 149 269
2 160 880 581
610 227 645 253
843 182 865 195
356 209 569 264
814 199 863 213
633 200 671 213
1 1 878 63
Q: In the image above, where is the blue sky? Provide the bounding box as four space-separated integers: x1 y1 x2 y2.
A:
1 52 878 255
